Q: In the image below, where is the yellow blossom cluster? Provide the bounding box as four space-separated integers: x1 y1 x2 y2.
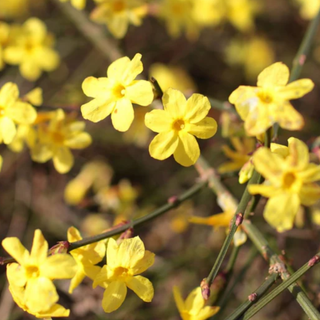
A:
1 18 59 81
2 229 155 317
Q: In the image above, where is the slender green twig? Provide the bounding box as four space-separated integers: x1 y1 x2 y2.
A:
68 180 207 250
242 254 320 320
242 220 320 319
273 9 320 138
225 273 278 320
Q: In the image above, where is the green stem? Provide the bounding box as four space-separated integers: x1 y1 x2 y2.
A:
205 169 261 286
68 180 207 251
242 254 320 320
225 273 278 320
242 220 320 319
225 245 241 274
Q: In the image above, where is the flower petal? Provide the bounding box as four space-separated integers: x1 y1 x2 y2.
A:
173 132 200 167
67 226 82 242
81 98 115 123
125 80 154 106
121 53 143 85
25 277 58 313
53 146 74 174
173 286 185 313
111 99 134 132
116 237 145 269
31 143 53 162
131 250 155 275
234 229 247 247
0 82 19 106
257 62 289 87
0 117 16 144
126 275 154 302
197 306 220 320
185 287 204 313
68 269 86 294
107 57 130 82
64 132 92 149
273 103 304 131
101 281 127 313
36 303 70 318
263 193 300 232
30 229 48 264
248 184 278 198
185 94 210 123
297 163 320 182
162 88 186 119
144 109 172 133
7 101 37 125
149 131 179 160
277 79 314 100
187 117 217 139
299 184 320 206
2 237 29 265
287 137 309 170
7 263 27 287
82 77 110 98
41 254 77 279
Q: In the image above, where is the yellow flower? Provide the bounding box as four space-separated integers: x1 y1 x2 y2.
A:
225 36 274 80
90 0 147 39
158 0 199 40
295 0 319 20
81 53 154 132
229 62 314 136
31 109 92 174
192 0 223 27
149 63 196 93
93 236 155 313
67 227 106 293
0 0 30 18
4 18 60 81
145 88 217 166
59 0 86 10
249 137 320 232
173 286 220 320
189 194 247 246
2 229 76 316
0 22 10 70
0 82 37 145
218 137 256 175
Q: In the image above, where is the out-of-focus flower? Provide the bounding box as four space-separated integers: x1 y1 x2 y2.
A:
225 36 274 80
223 0 260 32
0 22 10 70
67 227 106 293
0 82 37 145
123 106 151 147
0 0 30 18
219 111 244 138
169 200 193 233
90 0 147 38
81 53 153 132
64 161 113 205
190 193 246 246
249 137 320 232
31 109 92 174
295 0 319 20
4 18 60 81
2 229 76 317
60 0 86 10
229 62 314 136
145 88 217 166
173 286 220 320
192 0 223 27
218 137 255 175
93 236 155 313
158 0 199 40
80 214 111 237
149 63 196 94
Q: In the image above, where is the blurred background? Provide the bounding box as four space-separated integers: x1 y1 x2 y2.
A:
0 0 320 319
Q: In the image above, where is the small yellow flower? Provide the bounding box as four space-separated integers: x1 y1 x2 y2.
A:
218 137 256 175
93 236 155 313
2 229 76 316
0 82 37 145
295 0 319 20
249 137 320 232
4 17 60 81
229 62 314 136
31 109 92 174
158 0 199 40
90 0 147 39
145 88 217 166
173 286 220 320
67 227 106 293
0 0 30 18
0 22 10 70
59 0 86 10
192 0 223 27
81 53 154 132
190 194 247 246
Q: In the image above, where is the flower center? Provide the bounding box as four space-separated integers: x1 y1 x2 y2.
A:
51 131 64 144
112 83 126 99
257 89 273 104
283 172 296 189
112 0 126 12
25 265 40 279
0 106 5 117
113 266 128 278
171 3 184 16
172 119 185 131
